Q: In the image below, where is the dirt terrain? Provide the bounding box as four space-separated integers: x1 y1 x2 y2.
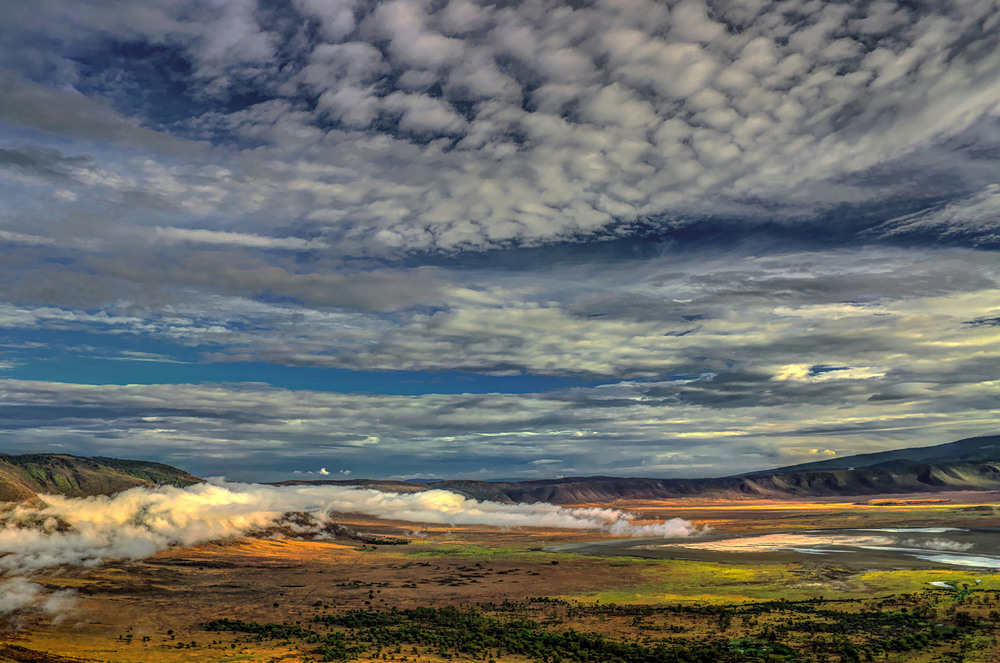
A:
3 492 1000 662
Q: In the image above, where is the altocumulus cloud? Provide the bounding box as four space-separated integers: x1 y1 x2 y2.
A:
1 0 1000 252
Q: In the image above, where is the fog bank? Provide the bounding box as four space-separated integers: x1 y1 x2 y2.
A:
0 482 696 616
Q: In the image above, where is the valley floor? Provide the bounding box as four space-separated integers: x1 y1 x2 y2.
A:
4 492 1000 662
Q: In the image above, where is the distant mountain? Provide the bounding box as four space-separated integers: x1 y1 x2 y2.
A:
278 434 1000 504
280 465 1000 504
3 433 999 505
0 453 202 502
761 434 1000 473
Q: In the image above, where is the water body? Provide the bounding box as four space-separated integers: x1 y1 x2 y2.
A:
554 528 1000 570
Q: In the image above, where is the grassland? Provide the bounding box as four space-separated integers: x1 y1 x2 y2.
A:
3 493 1000 662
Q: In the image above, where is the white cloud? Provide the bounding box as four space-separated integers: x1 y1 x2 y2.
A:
382 92 467 134
154 226 327 250
0 577 76 618
0 230 59 247
317 86 382 128
877 184 1000 244
293 0 358 42
369 0 465 70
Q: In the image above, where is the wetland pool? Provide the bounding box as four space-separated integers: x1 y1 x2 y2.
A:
554 527 1000 570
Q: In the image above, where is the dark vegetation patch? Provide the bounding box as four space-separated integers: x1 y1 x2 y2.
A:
0 643 92 662
204 587 1000 662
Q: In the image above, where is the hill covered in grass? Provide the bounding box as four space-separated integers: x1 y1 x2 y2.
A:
0 453 202 502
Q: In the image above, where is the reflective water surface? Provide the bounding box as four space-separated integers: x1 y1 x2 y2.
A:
555 528 1000 570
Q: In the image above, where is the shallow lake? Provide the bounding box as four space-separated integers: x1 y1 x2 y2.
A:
554 527 1000 570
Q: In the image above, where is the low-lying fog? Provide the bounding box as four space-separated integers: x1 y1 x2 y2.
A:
0 481 696 617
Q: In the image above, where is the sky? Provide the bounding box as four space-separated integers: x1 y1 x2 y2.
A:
0 0 998 482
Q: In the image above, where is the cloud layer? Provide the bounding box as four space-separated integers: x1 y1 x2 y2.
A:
0 2 999 483
2 0 1000 253
0 245 997 480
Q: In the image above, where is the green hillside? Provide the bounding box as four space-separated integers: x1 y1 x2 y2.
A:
0 453 202 502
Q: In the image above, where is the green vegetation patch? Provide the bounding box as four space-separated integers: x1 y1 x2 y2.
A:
568 559 818 604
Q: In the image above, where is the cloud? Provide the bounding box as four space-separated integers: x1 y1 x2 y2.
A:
190 247 1000 385
0 245 997 480
293 0 359 42
292 467 343 476
154 226 329 250
0 482 697 576
0 577 76 620
0 75 202 154
0 1 999 490
0 341 997 481
3 1 1000 253
0 230 59 247
876 184 1000 245
0 482 695 616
